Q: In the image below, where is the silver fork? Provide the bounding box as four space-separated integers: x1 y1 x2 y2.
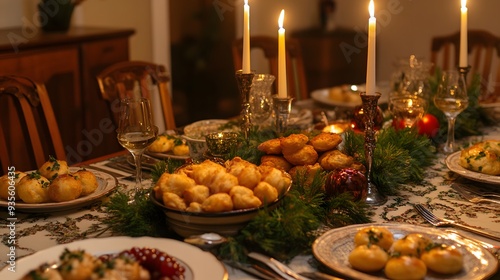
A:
414 204 500 241
451 182 500 199
451 184 500 204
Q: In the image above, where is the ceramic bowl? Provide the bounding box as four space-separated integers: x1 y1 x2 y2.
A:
150 185 290 238
182 119 238 161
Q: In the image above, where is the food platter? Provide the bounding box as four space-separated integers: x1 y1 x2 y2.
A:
312 223 498 280
0 236 228 280
311 83 390 107
0 167 117 212
446 151 500 185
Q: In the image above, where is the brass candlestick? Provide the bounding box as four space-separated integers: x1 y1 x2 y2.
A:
235 70 255 140
272 96 293 135
360 92 387 206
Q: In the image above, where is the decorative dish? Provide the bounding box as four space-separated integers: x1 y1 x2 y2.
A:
0 167 117 213
311 83 389 107
0 236 228 280
446 151 500 185
312 223 498 280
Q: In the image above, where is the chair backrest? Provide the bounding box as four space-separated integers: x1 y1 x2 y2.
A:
0 75 65 173
232 35 309 101
430 29 500 103
96 61 176 130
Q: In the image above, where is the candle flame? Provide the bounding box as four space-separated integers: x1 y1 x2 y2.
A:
461 0 467 8
278 9 285 28
369 0 374 18
244 0 248 5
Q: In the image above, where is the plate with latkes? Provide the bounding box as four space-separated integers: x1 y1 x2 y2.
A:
311 83 390 108
0 167 117 213
446 151 500 185
312 223 498 280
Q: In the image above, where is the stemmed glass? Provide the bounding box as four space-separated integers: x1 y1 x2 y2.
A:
116 97 158 195
433 70 469 153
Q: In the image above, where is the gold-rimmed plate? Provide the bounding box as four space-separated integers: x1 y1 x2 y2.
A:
446 151 500 185
0 167 117 213
312 223 498 280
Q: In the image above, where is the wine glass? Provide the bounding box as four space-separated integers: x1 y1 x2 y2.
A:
433 70 469 153
116 97 158 195
389 93 428 128
249 74 275 125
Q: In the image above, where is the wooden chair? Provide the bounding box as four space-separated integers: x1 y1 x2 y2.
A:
232 35 309 101
430 30 500 103
96 61 176 130
0 75 65 173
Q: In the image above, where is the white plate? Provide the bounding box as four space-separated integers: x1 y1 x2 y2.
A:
0 236 228 280
0 167 117 212
311 83 389 107
446 151 500 185
312 223 498 280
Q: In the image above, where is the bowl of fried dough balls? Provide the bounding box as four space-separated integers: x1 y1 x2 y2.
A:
0 156 98 204
150 157 292 237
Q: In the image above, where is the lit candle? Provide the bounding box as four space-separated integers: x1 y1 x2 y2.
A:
459 0 468 67
366 0 376 95
278 9 287 98
242 0 251 73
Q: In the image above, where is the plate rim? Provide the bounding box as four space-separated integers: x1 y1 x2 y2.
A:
311 84 389 107
0 236 228 280
0 167 117 212
446 151 500 185
312 223 499 280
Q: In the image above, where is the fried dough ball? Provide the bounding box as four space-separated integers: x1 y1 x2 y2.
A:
283 144 318 166
253 181 279 204
354 226 394 251
162 192 187 210
172 144 189 156
58 249 96 280
183 185 210 204
0 171 26 200
260 155 293 172
259 165 291 195
187 160 225 185
209 170 239 194
148 135 174 153
384 256 427 280
459 140 500 175
38 157 69 180
186 202 203 212
309 132 343 152
229 185 262 209
288 163 323 187
226 157 262 189
257 138 283 154
348 244 389 272
201 193 233 212
420 244 463 275
390 233 432 257
280 133 309 153
318 149 355 171
73 169 98 196
48 174 83 202
16 173 50 203
155 172 196 197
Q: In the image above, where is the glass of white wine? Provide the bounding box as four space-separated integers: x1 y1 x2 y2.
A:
389 93 427 128
116 97 158 195
433 70 469 153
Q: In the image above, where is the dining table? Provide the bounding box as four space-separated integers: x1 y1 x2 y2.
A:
1 101 500 280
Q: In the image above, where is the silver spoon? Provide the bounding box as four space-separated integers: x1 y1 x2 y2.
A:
184 232 227 250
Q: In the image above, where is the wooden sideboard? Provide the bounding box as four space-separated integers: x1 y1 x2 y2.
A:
292 27 368 91
0 26 135 166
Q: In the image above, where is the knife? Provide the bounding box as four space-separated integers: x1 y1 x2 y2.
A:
248 252 308 280
299 271 344 280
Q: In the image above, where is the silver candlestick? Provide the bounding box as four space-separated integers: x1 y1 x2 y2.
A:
272 96 293 135
360 92 387 206
235 70 255 139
